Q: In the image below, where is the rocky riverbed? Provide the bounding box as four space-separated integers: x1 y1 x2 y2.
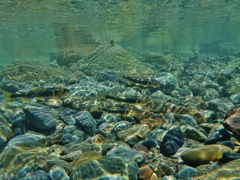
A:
0 44 240 179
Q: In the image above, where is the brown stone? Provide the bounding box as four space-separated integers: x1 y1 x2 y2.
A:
139 164 153 179
223 105 240 135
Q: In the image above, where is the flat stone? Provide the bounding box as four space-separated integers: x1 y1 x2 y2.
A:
181 144 233 166
116 123 150 146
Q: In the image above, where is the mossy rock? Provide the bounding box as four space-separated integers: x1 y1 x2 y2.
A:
0 61 74 83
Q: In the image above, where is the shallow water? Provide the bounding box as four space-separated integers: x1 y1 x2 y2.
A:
1 0 240 65
0 1 240 179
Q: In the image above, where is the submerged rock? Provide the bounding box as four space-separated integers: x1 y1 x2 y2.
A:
154 72 179 95
181 144 232 166
74 111 96 136
223 105 240 135
70 157 139 180
160 130 184 156
24 103 58 130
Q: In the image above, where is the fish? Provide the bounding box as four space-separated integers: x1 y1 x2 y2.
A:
2 86 70 103
98 92 150 104
122 74 160 87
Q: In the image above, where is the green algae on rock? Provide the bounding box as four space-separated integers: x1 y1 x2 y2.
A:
0 61 74 83
181 144 233 166
73 45 154 76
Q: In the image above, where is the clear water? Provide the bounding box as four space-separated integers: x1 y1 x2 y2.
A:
0 0 240 66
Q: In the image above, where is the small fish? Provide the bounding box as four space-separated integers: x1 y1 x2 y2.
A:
122 74 160 87
2 86 70 103
98 92 150 104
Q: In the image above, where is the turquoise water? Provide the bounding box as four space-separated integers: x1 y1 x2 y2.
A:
1 0 240 65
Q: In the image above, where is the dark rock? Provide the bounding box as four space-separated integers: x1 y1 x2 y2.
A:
205 128 230 145
160 130 184 156
24 103 58 130
222 152 240 162
218 141 234 150
59 108 78 125
141 139 161 150
74 111 96 136
61 133 73 145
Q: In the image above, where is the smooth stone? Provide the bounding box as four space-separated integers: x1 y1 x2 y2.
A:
106 145 144 164
217 141 234 150
204 127 230 145
64 141 99 153
24 103 58 130
74 111 96 136
61 133 73 144
70 157 139 180
223 105 240 135
112 121 130 134
175 114 198 128
59 108 77 125
36 156 72 174
139 164 153 179
161 130 184 157
206 98 234 114
181 144 233 166
141 139 161 150
11 117 29 137
48 165 70 180
154 72 179 95
180 125 206 141
0 114 11 145
177 165 198 180
71 151 102 169
222 152 240 162
116 123 150 146
200 88 219 101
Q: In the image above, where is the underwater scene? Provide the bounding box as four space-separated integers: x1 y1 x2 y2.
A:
0 0 240 179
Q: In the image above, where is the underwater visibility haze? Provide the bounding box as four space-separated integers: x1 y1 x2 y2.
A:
0 0 240 179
